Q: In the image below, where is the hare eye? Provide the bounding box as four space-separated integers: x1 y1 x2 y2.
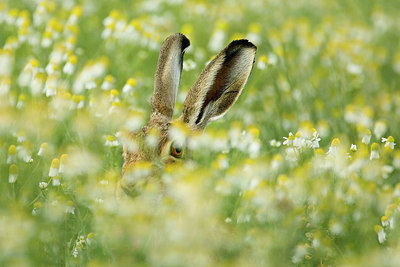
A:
170 142 183 158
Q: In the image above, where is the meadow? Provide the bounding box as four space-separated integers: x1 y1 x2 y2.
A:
1 0 400 266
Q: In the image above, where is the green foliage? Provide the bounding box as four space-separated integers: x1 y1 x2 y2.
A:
1 0 400 266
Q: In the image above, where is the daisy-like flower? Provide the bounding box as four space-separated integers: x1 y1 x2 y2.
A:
16 131 26 143
86 233 94 245
327 138 340 156
41 31 53 48
44 74 59 97
382 165 394 179
122 78 137 93
9 164 18 183
39 182 48 189
381 215 389 227
246 23 262 45
66 5 83 26
65 200 75 214
183 59 197 71
105 135 119 147
85 79 97 90
59 154 68 174
66 36 77 51
17 143 33 163
32 202 42 216
72 94 84 109
382 136 396 149
0 49 14 77
52 175 61 186
374 225 386 244
208 20 227 52
293 131 306 149
257 55 268 70
361 129 372 144
101 75 115 90
270 139 281 147
0 76 11 96
38 142 48 156
31 72 46 96
16 93 27 109
110 89 119 102
309 130 321 149
45 59 60 75
49 158 59 177
374 120 387 139
283 132 295 146
18 58 40 87
7 145 17 164
63 54 78 75
370 143 379 160
346 63 362 75
350 144 357 152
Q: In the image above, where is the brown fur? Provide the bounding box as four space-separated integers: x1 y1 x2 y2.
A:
118 33 257 197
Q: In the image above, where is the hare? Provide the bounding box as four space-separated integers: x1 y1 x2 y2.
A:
118 33 257 196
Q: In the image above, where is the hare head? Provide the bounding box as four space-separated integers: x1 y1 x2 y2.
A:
119 33 256 196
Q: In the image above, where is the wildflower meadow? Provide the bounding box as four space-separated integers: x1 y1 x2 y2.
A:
1 0 400 266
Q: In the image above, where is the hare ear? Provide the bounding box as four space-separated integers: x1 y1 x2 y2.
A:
181 39 256 130
152 33 190 119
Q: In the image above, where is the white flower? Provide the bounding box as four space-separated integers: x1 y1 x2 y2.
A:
382 136 396 149
38 142 48 156
59 154 68 173
39 182 48 189
362 135 371 144
370 143 379 160
293 135 306 149
7 145 17 164
309 131 321 149
327 138 340 157
382 165 394 179
270 139 281 147
370 150 379 160
208 29 226 52
374 120 387 139
65 205 75 214
378 228 386 244
346 63 363 74
122 78 137 93
375 224 387 244
257 55 268 70
283 132 295 146
350 144 357 152
101 75 114 90
49 158 59 177
183 59 197 71
85 79 97 90
72 248 79 258
63 61 75 75
52 177 61 186
9 164 18 183
105 135 119 147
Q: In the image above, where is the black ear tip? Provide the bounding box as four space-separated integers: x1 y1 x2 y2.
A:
225 39 257 58
230 39 257 50
172 33 190 50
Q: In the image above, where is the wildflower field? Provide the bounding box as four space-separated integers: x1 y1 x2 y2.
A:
1 0 400 266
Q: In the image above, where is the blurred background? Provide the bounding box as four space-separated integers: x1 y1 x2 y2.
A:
1 0 400 266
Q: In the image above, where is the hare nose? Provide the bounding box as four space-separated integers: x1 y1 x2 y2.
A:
120 162 155 194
